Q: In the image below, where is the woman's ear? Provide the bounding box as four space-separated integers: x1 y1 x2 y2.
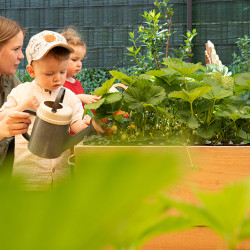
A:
26 64 35 78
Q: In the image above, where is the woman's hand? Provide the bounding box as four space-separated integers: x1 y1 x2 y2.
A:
0 110 31 140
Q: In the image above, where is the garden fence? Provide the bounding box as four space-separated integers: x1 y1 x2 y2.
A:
0 0 249 69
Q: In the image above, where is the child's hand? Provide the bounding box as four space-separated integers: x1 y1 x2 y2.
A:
70 117 90 133
19 96 39 111
83 114 91 124
77 94 101 104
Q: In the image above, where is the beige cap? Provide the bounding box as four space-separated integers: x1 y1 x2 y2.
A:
26 30 74 65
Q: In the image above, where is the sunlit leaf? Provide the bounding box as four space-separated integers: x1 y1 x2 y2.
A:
203 86 233 100
163 58 204 76
212 72 234 89
110 70 135 86
169 87 212 103
234 72 250 95
93 77 117 95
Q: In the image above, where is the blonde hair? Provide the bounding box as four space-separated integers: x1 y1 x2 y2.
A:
60 27 87 49
0 16 24 48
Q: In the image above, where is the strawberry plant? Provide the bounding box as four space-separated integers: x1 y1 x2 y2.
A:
84 58 249 146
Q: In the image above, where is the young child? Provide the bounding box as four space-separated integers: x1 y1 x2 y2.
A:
60 27 100 107
1 30 89 190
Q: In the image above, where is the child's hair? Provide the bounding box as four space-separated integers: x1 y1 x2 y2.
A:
0 16 25 48
60 27 87 48
45 46 71 62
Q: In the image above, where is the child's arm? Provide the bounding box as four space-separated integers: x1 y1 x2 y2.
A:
77 94 100 104
70 118 90 134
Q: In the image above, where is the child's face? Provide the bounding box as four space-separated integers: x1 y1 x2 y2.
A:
28 53 68 91
66 45 86 78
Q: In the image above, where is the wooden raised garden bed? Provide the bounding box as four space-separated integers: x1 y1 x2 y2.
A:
75 145 250 249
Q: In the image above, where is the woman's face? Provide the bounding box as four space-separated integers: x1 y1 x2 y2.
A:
0 31 24 75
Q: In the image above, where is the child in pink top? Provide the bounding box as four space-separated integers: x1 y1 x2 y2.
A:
61 27 100 110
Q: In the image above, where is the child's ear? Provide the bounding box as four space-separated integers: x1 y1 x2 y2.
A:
26 65 36 78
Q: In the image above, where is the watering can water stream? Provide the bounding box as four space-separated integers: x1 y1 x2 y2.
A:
22 88 104 159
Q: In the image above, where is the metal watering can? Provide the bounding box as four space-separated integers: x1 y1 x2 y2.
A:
22 88 104 159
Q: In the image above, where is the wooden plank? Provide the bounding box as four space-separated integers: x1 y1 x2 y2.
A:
166 146 250 203
141 227 250 250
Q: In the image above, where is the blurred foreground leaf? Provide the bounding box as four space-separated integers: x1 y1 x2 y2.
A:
0 147 187 250
168 179 250 250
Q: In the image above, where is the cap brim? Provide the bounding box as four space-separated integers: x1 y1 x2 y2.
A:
36 43 74 62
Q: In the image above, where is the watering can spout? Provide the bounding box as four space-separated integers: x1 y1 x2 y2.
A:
64 118 104 151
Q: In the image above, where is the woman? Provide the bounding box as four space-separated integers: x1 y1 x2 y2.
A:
0 16 31 166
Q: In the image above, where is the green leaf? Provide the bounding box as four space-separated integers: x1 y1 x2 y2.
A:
169 180 250 248
187 116 199 129
206 64 232 76
124 79 166 110
146 69 180 85
234 72 250 95
103 92 122 104
84 98 105 110
139 216 194 247
196 123 220 139
143 104 156 112
203 86 233 100
93 77 117 95
239 218 250 241
156 106 167 116
0 147 184 250
212 72 234 89
169 87 212 103
110 70 135 86
127 46 134 53
146 70 168 78
237 129 250 141
196 181 250 244
202 76 220 86
215 105 250 121
163 58 204 76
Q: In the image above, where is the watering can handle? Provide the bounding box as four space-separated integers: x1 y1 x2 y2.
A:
52 87 65 113
22 109 37 141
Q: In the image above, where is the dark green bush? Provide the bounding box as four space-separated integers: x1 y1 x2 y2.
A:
16 67 137 94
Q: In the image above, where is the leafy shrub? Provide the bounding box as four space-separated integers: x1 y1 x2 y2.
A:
126 0 197 74
16 68 136 94
229 35 250 75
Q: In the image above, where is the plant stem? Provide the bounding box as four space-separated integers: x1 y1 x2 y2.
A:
190 101 194 116
165 14 172 58
206 99 215 124
184 145 195 169
184 76 188 90
155 51 161 69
